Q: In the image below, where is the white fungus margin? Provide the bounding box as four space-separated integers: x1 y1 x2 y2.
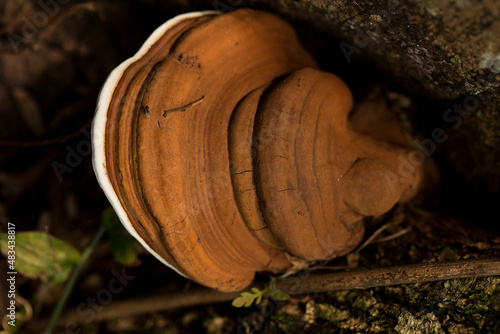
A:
92 11 219 277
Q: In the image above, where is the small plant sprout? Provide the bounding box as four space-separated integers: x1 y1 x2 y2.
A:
232 278 290 307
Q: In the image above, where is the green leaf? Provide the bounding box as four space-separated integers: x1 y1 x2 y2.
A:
271 289 290 301
251 287 262 294
0 232 81 284
101 207 138 266
245 297 256 307
231 296 248 307
232 291 258 308
256 293 263 304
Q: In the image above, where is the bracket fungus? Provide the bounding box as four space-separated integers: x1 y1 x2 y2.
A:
92 9 425 292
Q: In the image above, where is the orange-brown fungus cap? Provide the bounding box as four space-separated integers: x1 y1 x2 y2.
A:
93 9 424 292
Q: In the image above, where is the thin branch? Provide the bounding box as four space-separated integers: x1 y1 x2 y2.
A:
354 222 394 253
278 258 500 294
60 288 242 323
59 258 500 324
372 226 412 244
44 225 106 333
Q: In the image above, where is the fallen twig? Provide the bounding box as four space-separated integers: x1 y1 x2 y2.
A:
59 257 500 324
278 257 500 294
372 226 412 244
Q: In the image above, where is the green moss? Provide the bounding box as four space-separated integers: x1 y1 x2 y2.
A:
468 292 482 299
272 312 296 325
312 303 350 322
326 4 336 11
